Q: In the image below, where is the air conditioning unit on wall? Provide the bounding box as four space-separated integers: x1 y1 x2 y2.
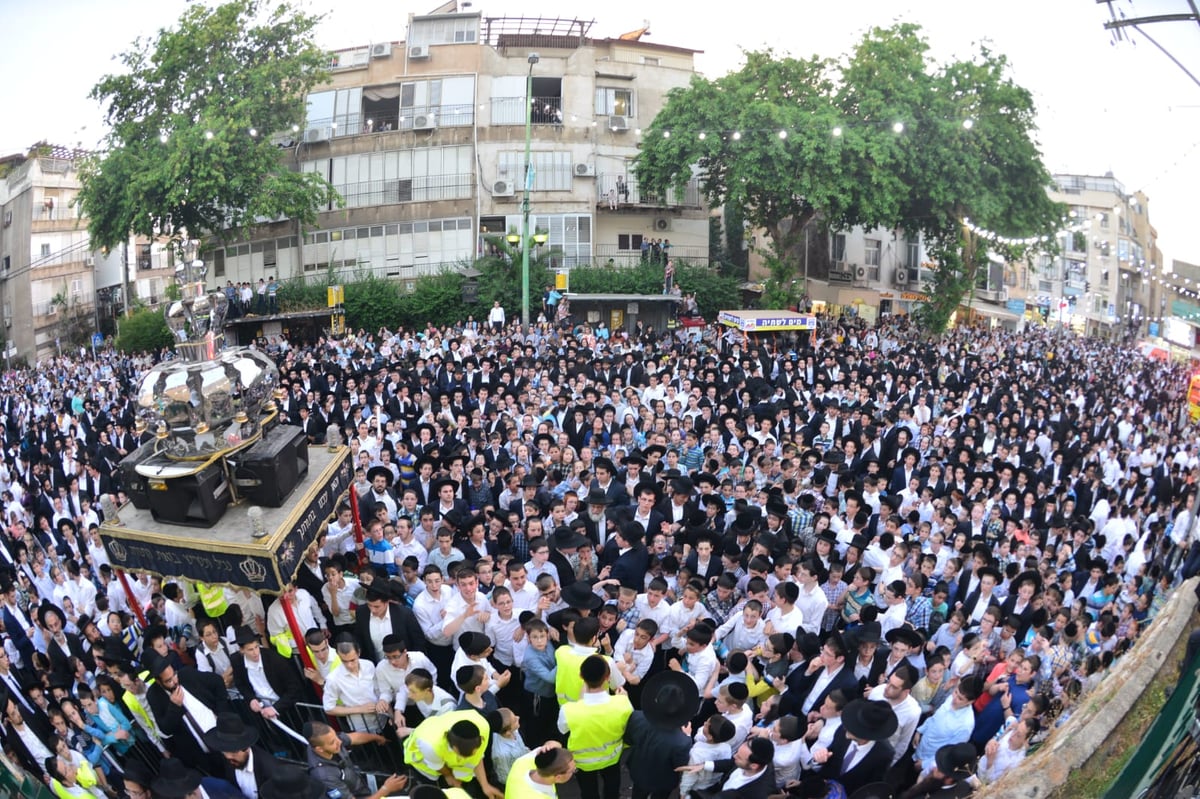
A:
408 45 430 59
653 217 671 232
574 163 595 177
609 115 629 131
413 114 437 131
493 180 515 197
894 268 909 285
371 43 391 58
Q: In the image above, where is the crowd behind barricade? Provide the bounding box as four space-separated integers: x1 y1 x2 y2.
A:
0 307 1199 799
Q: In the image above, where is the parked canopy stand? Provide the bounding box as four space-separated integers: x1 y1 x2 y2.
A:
717 309 818 351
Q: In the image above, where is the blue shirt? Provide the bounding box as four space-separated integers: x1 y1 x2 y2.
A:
523 644 557 698
914 700 976 769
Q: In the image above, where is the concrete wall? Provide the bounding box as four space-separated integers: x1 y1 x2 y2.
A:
978 577 1199 798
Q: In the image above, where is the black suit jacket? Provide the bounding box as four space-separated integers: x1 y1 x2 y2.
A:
817 728 896 795
147 668 231 751
353 602 427 662
706 758 776 799
231 648 305 713
780 662 860 718
609 545 650 592
220 745 283 793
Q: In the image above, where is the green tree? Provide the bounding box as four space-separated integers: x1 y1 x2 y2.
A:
78 0 340 252
116 307 175 353
636 25 1062 333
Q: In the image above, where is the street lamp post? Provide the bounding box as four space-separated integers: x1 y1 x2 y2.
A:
521 53 540 327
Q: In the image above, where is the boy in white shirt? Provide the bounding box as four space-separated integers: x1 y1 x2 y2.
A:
714 599 767 655
708 682 754 751
665 583 709 652
612 619 657 691
484 586 522 669
668 624 719 700
678 715 735 797
374 634 436 727
636 578 675 649
402 668 456 727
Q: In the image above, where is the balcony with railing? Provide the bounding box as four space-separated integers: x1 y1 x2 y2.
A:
31 202 81 233
596 174 704 209
300 105 475 141
592 243 709 267
489 96 564 126
331 173 474 208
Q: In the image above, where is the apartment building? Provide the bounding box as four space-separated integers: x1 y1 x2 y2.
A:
0 147 98 361
1045 174 1158 340
208 6 709 292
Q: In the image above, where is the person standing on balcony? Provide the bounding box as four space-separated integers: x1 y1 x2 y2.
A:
267 276 279 315
256 279 267 314
663 259 675 295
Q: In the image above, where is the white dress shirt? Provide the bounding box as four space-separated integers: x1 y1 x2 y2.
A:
414 587 452 647
244 658 280 703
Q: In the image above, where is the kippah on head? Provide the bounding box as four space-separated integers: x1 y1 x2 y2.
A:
726 681 749 702
708 715 736 743
534 747 560 771
449 719 481 742
580 654 609 686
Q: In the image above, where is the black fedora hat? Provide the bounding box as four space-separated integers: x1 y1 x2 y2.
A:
641 671 700 728
816 529 839 546
234 625 261 647
851 621 882 646
259 766 327 799
561 581 603 611
366 466 394 487
732 510 759 537
552 525 590 551
840 698 899 742
934 741 979 778
885 625 924 650
432 477 459 494
584 487 611 506
152 758 203 799
204 712 257 752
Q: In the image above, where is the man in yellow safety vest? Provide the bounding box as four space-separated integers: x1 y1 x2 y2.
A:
403 709 503 799
557 656 632 799
504 743 577 799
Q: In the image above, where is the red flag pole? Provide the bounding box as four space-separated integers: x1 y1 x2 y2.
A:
348 488 366 569
116 569 148 628
280 591 321 700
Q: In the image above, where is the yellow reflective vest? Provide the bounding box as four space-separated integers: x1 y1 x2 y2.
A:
554 645 619 704
504 751 559 799
404 709 490 782
196 582 229 617
562 693 632 771
554 646 588 703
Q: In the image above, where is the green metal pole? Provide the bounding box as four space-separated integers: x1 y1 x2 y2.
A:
521 64 533 327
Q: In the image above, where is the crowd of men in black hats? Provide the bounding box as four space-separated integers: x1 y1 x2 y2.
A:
0 311 1198 799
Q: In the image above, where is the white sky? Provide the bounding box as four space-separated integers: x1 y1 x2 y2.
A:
2 0 1198 263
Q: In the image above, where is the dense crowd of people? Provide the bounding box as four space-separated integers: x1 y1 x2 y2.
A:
0 306 1198 799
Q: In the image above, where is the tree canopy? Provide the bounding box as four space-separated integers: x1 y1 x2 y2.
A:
635 24 1063 331
78 0 339 251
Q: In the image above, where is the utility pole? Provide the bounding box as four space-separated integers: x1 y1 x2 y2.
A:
122 240 132 318
521 52 540 327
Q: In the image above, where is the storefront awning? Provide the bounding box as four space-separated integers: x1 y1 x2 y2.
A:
969 302 1024 323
